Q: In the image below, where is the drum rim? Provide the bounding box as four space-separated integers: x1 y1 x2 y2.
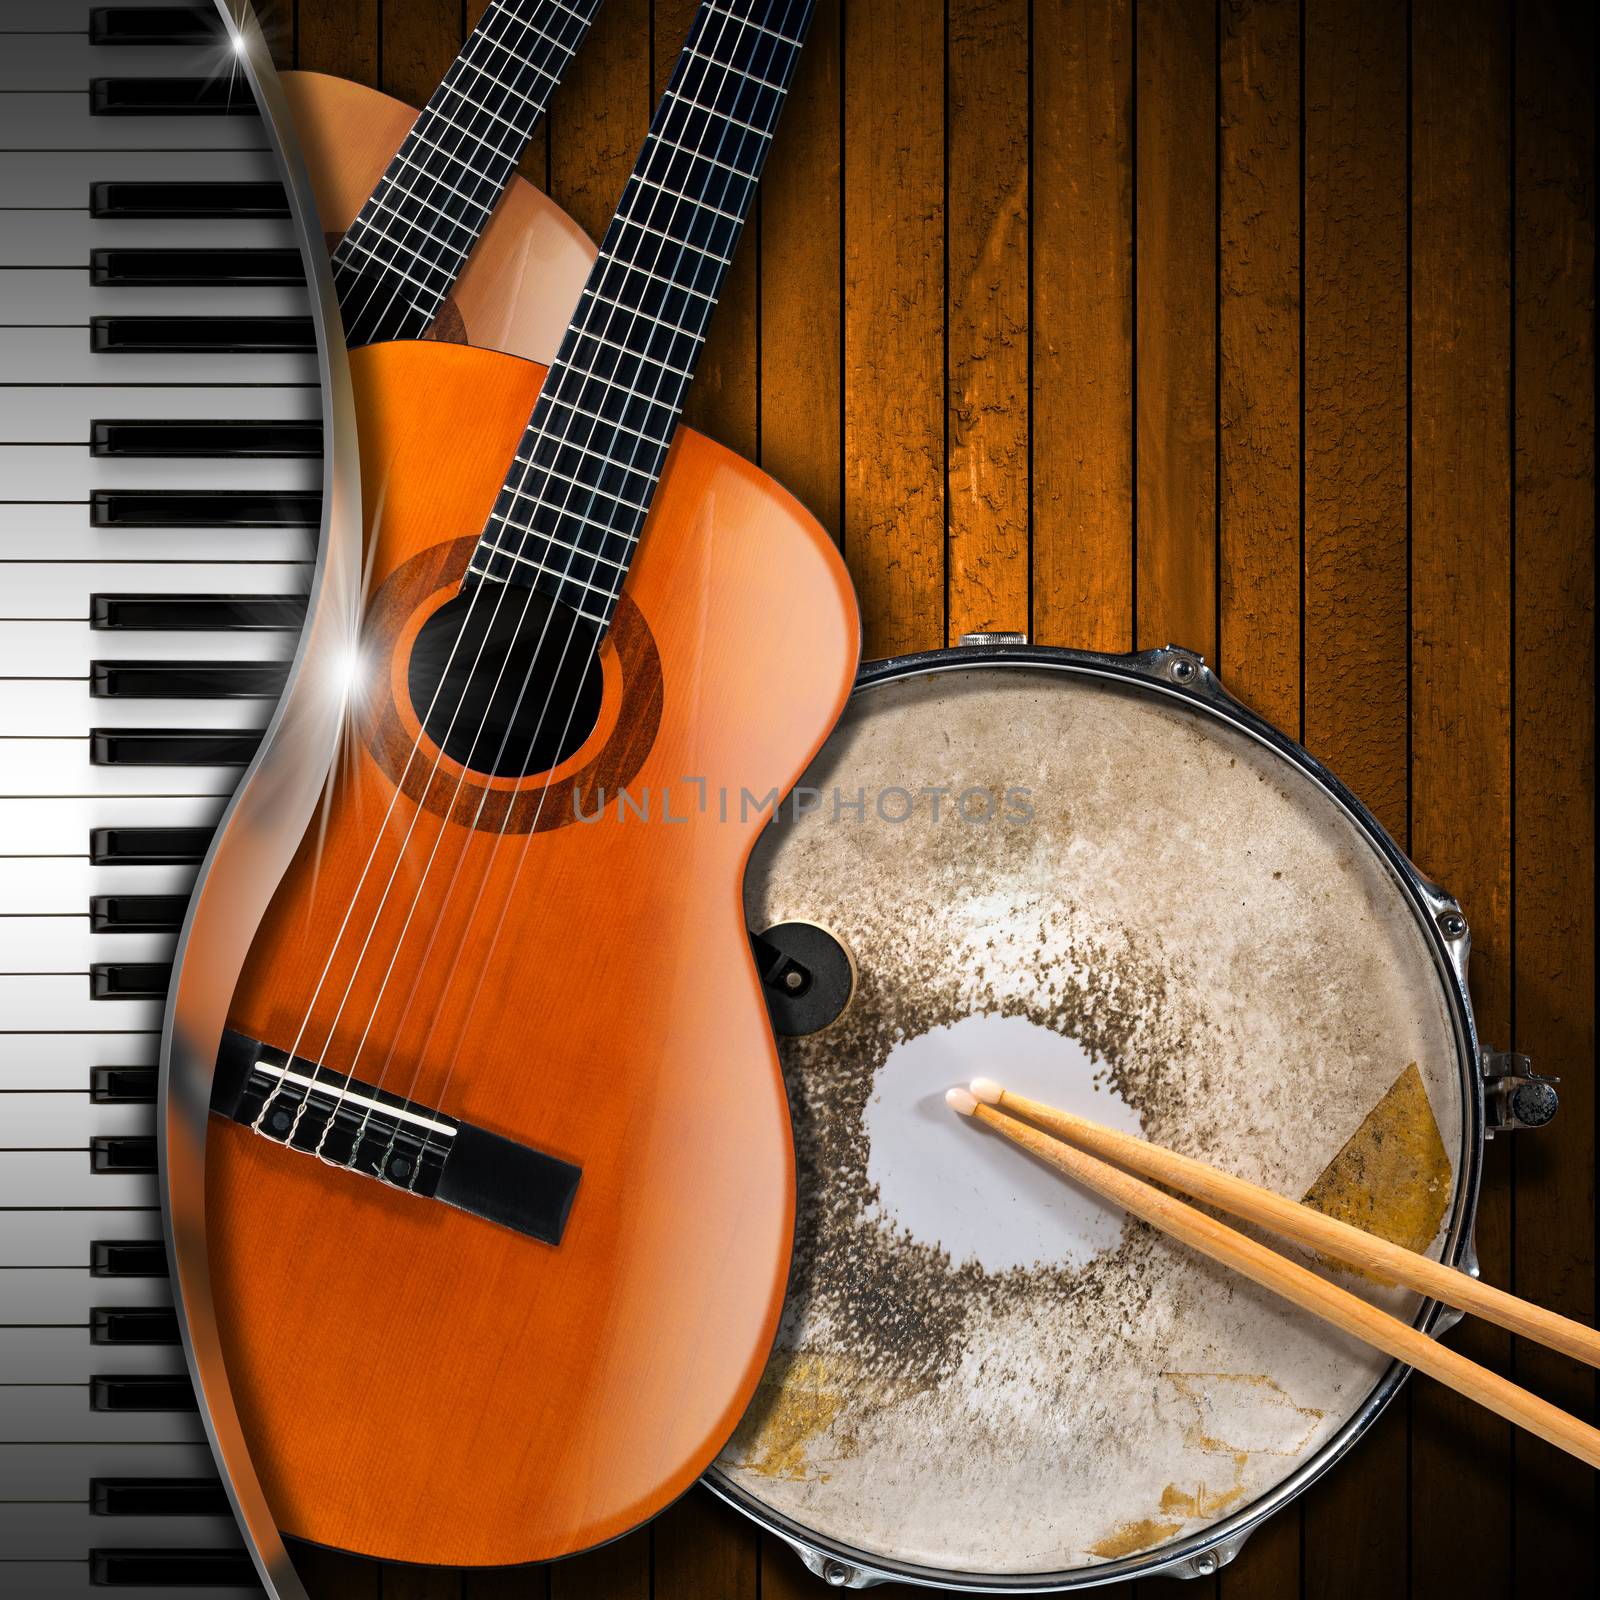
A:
705 640 1486 1592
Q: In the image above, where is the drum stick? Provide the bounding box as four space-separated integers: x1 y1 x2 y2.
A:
945 1087 1600 1472
967 1078 1600 1371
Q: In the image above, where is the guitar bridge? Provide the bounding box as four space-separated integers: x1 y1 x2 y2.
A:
210 1030 581 1246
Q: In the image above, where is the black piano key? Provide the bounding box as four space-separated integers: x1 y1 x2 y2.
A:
91 1067 158 1104
91 1307 182 1346
91 729 260 766
91 594 307 631
90 7 227 47
91 489 320 527
90 1375 198 1412
92 419 322 458
91 315 316 353
89 967 172 1003
90 826 211 864
92 1478 229 1516
91 1549 255 1587
91 1241 170 1277
90 78 258 116
90 895 187 933
92 660 290 699
91 247 306 287
91 180 290 219
90 1135 160 1171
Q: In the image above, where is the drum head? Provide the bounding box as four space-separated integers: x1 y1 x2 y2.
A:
713 660 1474 1583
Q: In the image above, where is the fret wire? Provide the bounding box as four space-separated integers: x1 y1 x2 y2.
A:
701 2 807 51
489 552 620 602
512 443 661 500
681 42 790 94
353 189 477 264
490 498 642 551
333 234 453 301
607 212 733 267
597 253 716 305
408 131 518 197
417 103 528 164
642 128 760 182
472 15 587 82
626 171 745 227
334 211 458 299
378 148 499 221
447 53 561 114
467 554 614 625
430 67 557 140
485 523 630 571
567 324 701 381
579 284 709 342
661 85 780 142
510 454 654 515
537 390 662 449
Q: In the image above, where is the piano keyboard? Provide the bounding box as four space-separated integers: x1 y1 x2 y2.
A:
2 4 325 1593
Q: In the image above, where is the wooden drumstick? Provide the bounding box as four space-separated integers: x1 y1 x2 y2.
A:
968 1078 1600 1371
945 1087 1600 1472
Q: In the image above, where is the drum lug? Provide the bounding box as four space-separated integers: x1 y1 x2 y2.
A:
1481 1049 1560 1136
791 1543 875 1588
958 630 1029 647
1172 1531 1250 1579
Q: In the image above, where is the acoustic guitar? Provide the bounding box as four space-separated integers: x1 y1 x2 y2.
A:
202 0 856 1567
283 0 603 356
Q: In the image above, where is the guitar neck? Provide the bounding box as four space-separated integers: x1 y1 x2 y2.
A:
466 0 814 625
333 0 602 344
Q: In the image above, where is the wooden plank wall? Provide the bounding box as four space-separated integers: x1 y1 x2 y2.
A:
260 1 1594 1595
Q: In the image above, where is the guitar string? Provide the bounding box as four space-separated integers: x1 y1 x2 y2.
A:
333 0 599 345
263 4 751 1157
337 0 769 1149
258 0 617 1143
358 2 797 1176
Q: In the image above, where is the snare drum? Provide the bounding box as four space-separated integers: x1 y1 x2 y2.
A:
708 643 1531 1590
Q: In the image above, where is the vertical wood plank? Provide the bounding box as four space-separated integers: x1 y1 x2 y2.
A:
380 0 463 108
297 0 380 86
382 1564 462 1600
946 0 1030 640
1410 3 1514 1596
1218 0 1300 735
1031 0 1134 652
843 0 946 656
1299 4 1409 1594
546 0 651 246
758 0 842 539
1134 0 1218 659
462 1563 547 1600
290 1539 380 1600
652 1490 757 1600
1511 0 1598 1591
549 1532 650 1600
654 0 758 459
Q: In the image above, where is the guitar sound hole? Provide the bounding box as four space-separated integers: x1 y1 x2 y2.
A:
407 589 604 778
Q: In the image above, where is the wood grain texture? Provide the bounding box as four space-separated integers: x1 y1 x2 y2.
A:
945 0 1029 641
844 0 945 656
1511 0 1598 1591
1134 0 1217 659
265 1 1594 1592
1410 1 1515 1593
1031 0 1133 653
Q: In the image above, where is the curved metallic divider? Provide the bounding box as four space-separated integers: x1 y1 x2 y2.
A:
159 6 364 1596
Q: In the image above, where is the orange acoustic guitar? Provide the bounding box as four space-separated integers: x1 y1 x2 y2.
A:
284 0 602 357
202 0 854 1568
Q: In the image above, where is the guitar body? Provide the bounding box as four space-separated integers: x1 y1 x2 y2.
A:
281 71 594 358
205 342 859 1565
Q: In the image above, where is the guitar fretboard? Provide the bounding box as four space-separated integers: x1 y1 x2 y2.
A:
333 0 603 346
465 0 814 625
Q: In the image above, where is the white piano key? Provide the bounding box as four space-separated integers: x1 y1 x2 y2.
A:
0 329 316 386
1 923 176 971
0 92 265 152
0 448 322 496
0 383 318 444
1 681 274 736
0 212 300 267
0 561 309 618
0 1505 239 1561
0 1096 157 1146
0 1272 172 1324
0 793 227 855
0 37 246 93
2 271 312 323
0 976 163 1032
0 1211 162 1267
0 740 249 798
0 147 281 207
0 1386 205 1444
0 861 199 915
0 1149 156 1208
0 623 297 677
0 1035 156 1078
0 1440 217 1501
3 679 275 735
0 514 319 564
